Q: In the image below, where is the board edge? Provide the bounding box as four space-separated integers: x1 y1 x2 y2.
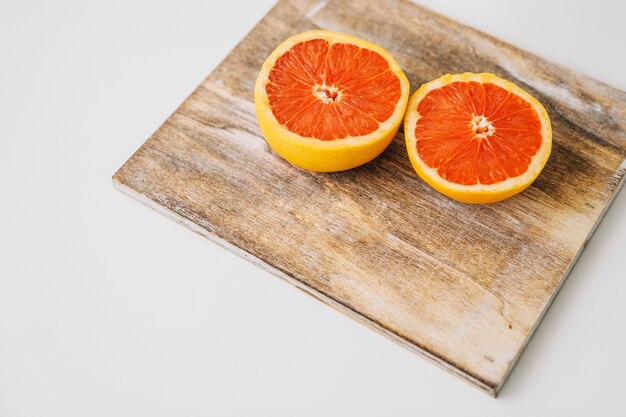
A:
111 175 498 397
494 159 626 395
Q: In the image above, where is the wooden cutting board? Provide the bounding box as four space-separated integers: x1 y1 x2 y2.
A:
113 0 626 396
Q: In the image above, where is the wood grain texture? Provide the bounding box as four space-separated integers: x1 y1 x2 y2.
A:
112 0 626 396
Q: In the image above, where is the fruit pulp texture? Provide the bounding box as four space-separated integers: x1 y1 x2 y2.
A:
414 81 543 185
266 39 402 140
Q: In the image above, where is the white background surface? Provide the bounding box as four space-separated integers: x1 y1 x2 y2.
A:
1 0 625 415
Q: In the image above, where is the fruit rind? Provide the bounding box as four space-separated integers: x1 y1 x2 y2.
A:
255 30 410 172
404 72 552 204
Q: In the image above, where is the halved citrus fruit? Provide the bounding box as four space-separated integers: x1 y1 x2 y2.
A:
255 30 410 172
404 73 552 204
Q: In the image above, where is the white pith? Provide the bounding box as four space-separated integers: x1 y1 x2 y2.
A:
313 83 342 104
471 114 496 138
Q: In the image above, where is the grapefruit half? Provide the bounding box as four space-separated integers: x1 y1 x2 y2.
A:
255 30 410 172
404 73 552 204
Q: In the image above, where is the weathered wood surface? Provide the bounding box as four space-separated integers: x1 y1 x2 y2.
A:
112 0 626 396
